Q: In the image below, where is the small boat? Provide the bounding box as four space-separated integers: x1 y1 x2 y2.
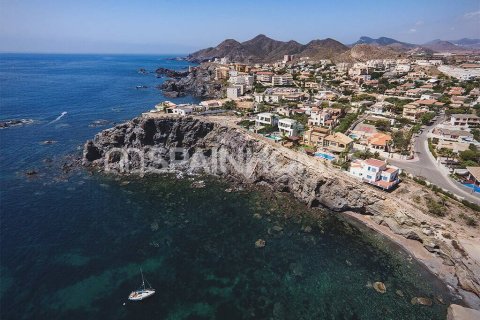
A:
136 85 148 89
128 268 155 301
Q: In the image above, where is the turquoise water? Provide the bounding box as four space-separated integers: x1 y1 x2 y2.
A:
0 54 457 319
265 134 283 141
315 152 336 161
463 183 480 193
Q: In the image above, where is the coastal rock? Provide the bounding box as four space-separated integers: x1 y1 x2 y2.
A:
191 180 206 189
447 304 480 320
89 120 111 127
155 67 188 78
255 239 266 248
82 116 382 212
25 169 38 176
373 282 387 293
411 297 433 306
41 140 57 145
0 119 35 129
159 65 225 99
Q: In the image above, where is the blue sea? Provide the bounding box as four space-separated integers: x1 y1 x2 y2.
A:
0 54 457 319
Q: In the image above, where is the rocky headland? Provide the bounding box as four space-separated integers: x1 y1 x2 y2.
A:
158 64 224 99
83 114 480 311
155 67 189 78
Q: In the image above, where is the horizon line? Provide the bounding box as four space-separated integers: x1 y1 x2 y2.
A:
0 51 189 56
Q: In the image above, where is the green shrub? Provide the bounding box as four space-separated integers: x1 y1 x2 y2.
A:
425 196 445 216
461 199 480 213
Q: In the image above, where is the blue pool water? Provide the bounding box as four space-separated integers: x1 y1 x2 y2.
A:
315 152 336 160
265 134 282 141
463 183 480 193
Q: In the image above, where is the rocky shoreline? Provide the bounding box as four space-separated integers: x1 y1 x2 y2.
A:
158 64 225 99
82 114 480 312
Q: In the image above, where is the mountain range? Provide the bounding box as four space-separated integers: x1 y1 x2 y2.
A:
186 34 479 63
186 34 349 63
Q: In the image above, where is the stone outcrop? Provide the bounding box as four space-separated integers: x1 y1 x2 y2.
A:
447 304 480 320
83 116 383 212
159 65 224 99
83 115 480 309
0 119 35 129
155 67 188 78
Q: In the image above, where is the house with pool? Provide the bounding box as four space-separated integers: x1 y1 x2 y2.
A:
349 158 400 190
323 132 353 154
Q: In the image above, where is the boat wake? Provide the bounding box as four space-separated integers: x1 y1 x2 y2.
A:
48 112 67 125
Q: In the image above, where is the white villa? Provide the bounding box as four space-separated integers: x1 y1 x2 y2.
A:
172 106 193 116
349 158 400 190
278 118 303 137
255 112 279 127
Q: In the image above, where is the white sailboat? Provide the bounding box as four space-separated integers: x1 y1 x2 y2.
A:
128 268 155 301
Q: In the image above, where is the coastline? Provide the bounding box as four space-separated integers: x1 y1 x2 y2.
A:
339 211 479 309
82 113 480 311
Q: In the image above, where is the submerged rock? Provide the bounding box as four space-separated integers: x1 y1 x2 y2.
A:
25 169 38 176
255 239 266 248
191 180 206 189
0 118 35 129
411 297 433 306
373 282 386 293
395 290 404 297
89 120 111 128
41 140 57 145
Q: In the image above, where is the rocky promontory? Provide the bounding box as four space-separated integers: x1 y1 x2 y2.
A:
155 67 189 78
159 64 224 99
83 114 480 310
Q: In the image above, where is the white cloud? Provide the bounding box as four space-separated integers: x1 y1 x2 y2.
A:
415 20 424 26
409 28 417 33
464 11 480 19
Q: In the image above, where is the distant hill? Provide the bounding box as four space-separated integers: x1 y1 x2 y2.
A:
449 38 480 49
353 36 416 51
336 44 404 62
422 39 467 52
186 34 349 63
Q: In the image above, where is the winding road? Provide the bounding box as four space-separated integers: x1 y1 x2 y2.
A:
388 115 480 205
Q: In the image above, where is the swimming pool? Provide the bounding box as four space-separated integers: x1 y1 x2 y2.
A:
462 183 480 193
315 152 335 160
265 134 282 141
349 134 358 140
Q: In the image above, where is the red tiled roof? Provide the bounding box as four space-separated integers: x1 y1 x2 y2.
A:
364 158 386 167
384 167 397 173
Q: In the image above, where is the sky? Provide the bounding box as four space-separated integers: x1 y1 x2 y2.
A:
0 0 479 54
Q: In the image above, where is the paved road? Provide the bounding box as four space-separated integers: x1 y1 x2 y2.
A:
388 115 480 205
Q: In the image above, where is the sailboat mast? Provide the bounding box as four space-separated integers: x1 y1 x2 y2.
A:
141 268 145 289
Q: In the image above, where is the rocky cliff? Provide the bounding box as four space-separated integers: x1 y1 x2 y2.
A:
83 115 480 309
